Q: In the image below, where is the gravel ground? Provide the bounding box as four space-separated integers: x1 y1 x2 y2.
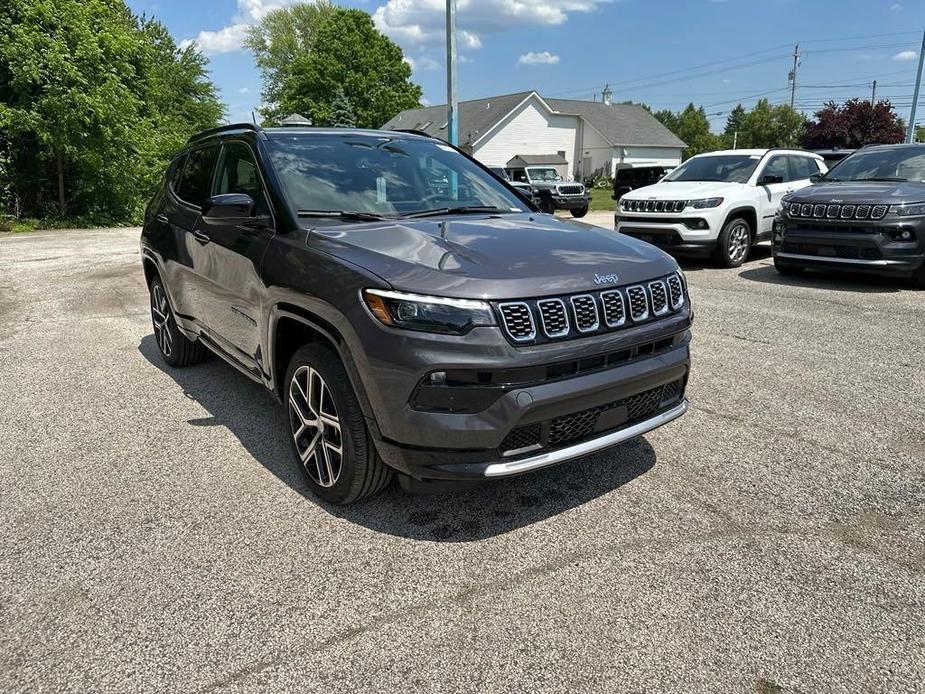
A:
1 225 923 694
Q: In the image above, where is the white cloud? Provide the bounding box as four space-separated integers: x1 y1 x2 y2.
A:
518 51 559 65
181 0 298 55
373 0 603 52
893 50 918 61
890 3 903 10
404 55 441 71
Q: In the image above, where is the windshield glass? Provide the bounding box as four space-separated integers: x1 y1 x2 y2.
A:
267 134 527 218
664 154 761 183
822 147 925 182
488 166 510 180
527 167 562 182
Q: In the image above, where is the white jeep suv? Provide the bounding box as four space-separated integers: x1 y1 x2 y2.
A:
615 149 827 267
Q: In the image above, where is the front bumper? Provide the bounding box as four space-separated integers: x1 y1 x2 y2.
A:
551 194 591 210
615 214 719 255
773 219 925 278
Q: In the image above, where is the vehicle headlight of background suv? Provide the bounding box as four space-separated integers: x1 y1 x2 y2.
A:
892 202 925 217
363 289 496 335
686 197 724 209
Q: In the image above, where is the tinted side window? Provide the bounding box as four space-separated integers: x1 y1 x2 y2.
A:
790 156 818 179
511 169 528 183
167 154 187 192
215 142 268 215
176 145 220 207
760 156 790 183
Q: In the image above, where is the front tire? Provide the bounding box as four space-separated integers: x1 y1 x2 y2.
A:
714 217 752 268
149 276 207 367
538 197 556 214
285 344 393 504
571 206 589 218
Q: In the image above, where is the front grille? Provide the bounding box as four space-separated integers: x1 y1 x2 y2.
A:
557 184 584 196
493 273 685 344
570 295 599 332
790 201 889 221
623 199 685 213
626 286 649 321
780 241 883 260
648 280 669 316
666 274 684 310
498 302 535 341
537 299 569 338
499 423 542 454
600 290 626 327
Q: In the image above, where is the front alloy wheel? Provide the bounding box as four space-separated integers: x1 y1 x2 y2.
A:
715 217 752 268
288 365 343 488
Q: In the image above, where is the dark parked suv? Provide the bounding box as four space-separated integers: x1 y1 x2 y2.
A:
774 144 925 287
141 124 692 504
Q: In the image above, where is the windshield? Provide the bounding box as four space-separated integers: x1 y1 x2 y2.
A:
266 134 527 218
526 167 562 182
664 154 761 183
488 166 510 180
822 147 925 183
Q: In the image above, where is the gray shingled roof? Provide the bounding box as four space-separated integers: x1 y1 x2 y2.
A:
381 91 685 149
507 153 569 166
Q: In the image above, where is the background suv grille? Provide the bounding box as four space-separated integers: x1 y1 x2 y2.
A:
790 201 889 221
499 303 535 341
557 184 584 195
494 273 685 345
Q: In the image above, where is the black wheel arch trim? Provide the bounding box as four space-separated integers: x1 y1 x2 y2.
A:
722 207 759 242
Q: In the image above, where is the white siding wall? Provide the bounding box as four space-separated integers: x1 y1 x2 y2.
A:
612 145 683 172
578 123 613 179
473 98 579 177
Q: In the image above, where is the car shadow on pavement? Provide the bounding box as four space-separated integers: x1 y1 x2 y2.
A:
738 263 911 293
139 335 657 542
674 244 773 273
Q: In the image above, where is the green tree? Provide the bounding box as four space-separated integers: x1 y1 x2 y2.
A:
329 87 357 128
737 99 804 148
674 104 722 159
279 7 421 129
723 104 747 147
0 0 223 222
245 1 335 122
916 125 925 143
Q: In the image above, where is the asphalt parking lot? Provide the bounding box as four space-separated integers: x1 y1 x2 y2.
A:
1 222 923 693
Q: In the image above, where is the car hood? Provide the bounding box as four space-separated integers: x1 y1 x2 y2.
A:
306 213 678 300
787 181 925 204
628 181 745 200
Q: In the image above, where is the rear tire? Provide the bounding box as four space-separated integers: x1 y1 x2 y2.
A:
149 276 207 367
774 258 805 276
714 217 752 268
539 197 556 214
571 206 589 218
284 344 393 505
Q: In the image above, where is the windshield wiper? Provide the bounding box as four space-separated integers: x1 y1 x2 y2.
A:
401 205 507 219
297 209 388 221
855 177 908 182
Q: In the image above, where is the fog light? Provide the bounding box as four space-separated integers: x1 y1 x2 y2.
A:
901 230 912 240
429 371 446 385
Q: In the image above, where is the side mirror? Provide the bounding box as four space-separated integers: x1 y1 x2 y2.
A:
513 187 535 204
203 193 255 220
757 174 784 186
809 173 823 183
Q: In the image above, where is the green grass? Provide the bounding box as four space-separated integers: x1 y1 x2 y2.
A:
589 187 616 212
0 216 132 233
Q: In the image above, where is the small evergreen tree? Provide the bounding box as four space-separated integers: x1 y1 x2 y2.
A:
329 88 357 128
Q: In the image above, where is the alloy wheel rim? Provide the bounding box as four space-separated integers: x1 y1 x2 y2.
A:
288 366 343 488
728 224 749 263
151 284 173 358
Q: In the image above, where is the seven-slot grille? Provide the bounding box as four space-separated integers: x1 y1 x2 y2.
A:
622 199 686 213
789 201 888 221
557 184 584 196
498 302 535 341
495 274 684 344
537 299 569 337
570 295 599 332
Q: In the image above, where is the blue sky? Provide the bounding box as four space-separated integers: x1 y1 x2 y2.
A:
127 0 925 130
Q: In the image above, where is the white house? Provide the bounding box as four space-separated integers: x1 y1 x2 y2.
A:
382 90 685 180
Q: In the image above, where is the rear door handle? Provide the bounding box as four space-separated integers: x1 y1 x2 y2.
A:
156 214 169 224
192 229 211 245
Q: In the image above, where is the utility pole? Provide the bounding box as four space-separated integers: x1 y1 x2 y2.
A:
733 131 738 149
871 80 877 105
788 43 800 109
445 0 459 147
906 29 925 143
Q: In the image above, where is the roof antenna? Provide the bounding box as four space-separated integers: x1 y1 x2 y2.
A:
251 110 257 125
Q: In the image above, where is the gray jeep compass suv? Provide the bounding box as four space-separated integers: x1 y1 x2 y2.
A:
141 124 692 504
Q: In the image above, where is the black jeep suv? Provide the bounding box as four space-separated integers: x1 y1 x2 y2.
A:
141 124 692 504
775 144 925 287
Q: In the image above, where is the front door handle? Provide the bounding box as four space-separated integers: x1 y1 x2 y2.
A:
192 229 211 245
156 214 169 224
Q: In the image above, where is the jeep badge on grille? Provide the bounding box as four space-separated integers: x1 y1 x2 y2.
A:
593 273 619 286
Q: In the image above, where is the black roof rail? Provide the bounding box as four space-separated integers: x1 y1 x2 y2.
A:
187 122 263 145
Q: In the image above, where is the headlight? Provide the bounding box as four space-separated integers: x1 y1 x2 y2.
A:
687 197 724 209
362 289 495 335
892 202 925 217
